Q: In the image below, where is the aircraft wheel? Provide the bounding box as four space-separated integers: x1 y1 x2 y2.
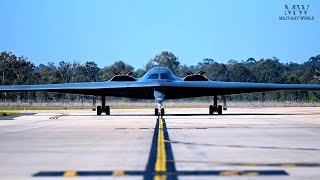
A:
209 105 214 115
155 108 159 116
105 106 110 115
97 106 102 115
218 105 223 115
161 108 165 116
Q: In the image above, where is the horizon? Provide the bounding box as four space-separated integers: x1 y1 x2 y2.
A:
1 0 319 69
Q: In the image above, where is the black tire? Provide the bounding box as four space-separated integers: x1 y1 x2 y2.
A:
218 105 223 115
161 108 165 116
105 106 110 115
155 108 159 116
209 105 214 115
97 106 102 115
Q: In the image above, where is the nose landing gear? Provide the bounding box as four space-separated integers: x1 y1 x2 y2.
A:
154 89 165 116
155 103 165 116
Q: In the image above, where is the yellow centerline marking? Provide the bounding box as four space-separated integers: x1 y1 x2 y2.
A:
243 172 259 176
154 116 167 180
63 171 77 177
243 163 258 166
112 170 125 176
282 163 296 167
220 171 239 176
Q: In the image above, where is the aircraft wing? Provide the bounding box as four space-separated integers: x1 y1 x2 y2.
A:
157 81 320 98
0 80 319 99
0 81 159 96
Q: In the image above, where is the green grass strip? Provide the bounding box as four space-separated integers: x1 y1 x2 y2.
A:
0 111 18 117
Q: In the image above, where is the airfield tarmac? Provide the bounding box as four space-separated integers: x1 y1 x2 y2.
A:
0 107 320 180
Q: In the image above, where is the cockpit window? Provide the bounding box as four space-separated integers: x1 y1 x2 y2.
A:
148 73 159 79
160 73 169 79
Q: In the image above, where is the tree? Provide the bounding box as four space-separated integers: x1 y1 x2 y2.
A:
228 64 257 82
145 51 180 74
57 61 73 83
37 62 60 84
301 66 318 84
135 69 147 78
286 75 301 84
84 61 100 81
251 59 287 83
305 55 320 68
201 58 215 66
227 59 238 65
1 50 320 103
244 57 256 67
0 52 34 86
200 62 230 81
100 61 134 81
74 61 100 82
176 64 191 77
247 57 256 63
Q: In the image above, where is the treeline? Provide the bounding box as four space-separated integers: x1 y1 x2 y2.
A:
0 51 320 103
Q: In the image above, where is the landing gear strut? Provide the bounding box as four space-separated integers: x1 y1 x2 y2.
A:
209 95 225 115
96 96 110 115
92 97 96 111
155 103 165 116
222 95 227 110
154 88 165 116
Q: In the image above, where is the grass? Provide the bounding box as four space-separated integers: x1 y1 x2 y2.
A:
0 111 18 117
0 107 91 111
0 106 153 111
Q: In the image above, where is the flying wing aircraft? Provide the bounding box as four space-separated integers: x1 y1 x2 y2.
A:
0 67 320 116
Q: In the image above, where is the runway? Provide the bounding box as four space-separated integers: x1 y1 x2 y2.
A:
0 107 320 179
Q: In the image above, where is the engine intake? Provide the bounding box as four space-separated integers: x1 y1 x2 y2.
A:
109 75 136 81
184 75 209 81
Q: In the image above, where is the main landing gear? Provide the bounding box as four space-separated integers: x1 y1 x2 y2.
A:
94 96 110 115
209 95 227 115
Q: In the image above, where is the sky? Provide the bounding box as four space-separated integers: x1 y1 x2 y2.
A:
0 0 319 69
